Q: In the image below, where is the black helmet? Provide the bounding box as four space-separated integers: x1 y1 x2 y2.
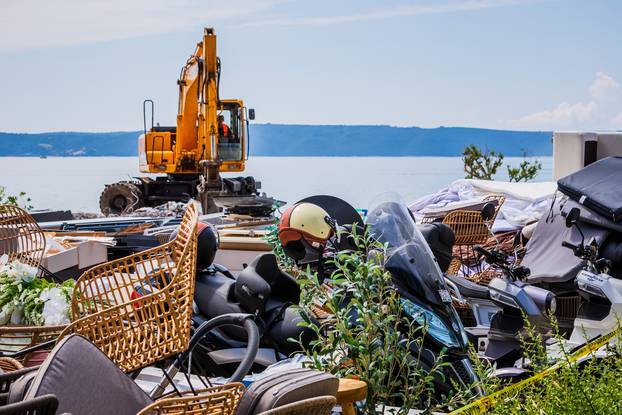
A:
170 221 219 269
197 222 219 269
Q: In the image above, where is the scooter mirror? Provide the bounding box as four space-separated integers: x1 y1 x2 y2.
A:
565 207 581 228
481 203 496 221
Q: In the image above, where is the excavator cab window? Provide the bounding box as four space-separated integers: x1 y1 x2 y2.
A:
217 105 243 162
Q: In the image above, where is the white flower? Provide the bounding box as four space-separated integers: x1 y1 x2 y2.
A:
40 287 71 325
0 303 14 325
5 261 38 283
10 305 23 325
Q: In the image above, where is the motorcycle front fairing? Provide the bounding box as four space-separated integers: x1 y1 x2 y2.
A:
366 195 469 353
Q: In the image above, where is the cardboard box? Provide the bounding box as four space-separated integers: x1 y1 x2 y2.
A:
75 241 108 269
42 247 78 273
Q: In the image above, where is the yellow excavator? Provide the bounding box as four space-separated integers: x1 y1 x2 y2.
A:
99 28 276 216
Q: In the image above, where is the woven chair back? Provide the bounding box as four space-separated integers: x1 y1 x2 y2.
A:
60 204 199 372
0 205 46 268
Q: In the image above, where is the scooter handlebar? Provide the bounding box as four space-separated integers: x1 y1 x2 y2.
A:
474 246 506 265
562 241 579 251
150 313 260 399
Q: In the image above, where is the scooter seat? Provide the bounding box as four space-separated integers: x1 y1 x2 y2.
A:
195 272 242 318
195 272 252 340
241 253 301 304
445 274 489 299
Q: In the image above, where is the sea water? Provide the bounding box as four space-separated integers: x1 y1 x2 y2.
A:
0 156 552 213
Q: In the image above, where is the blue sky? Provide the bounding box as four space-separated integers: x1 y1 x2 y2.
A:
1 0 621 132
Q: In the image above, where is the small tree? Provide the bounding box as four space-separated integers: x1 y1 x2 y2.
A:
507 151 542 182
0 186 32 210
462 144 504 180
296 229 476 413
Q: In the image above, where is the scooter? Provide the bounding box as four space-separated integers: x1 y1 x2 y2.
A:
474 246 556 369
189 252 316 378
187 194 480 396
559 207 622 349
442 204 557 371
366 195 480 395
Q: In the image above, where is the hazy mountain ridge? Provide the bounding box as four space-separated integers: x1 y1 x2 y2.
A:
0 125 551 157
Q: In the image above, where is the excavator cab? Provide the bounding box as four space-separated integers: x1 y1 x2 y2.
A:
217 100 246 167
138 100 251 174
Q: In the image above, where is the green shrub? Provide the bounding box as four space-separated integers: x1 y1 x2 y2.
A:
463 145 542 182
263 223 297 272
490 323 622 415
507 157 542 182
457 315 622 415
0 186 33 210
463 144 505 180
295 228 477 414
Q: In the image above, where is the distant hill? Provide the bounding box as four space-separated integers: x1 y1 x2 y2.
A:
0 125 551 157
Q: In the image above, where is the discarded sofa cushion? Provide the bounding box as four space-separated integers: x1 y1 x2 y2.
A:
236 368 338 415
10 335 152 415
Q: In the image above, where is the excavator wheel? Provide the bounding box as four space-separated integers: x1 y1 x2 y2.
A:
99 181 143 215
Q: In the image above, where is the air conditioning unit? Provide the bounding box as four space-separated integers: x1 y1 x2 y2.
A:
552 131 622 180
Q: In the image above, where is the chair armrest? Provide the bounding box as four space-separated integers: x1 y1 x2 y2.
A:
0 394 59 415
71 242 175 317
0 366 39 394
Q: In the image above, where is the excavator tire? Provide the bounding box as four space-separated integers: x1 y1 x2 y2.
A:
99 181 143 215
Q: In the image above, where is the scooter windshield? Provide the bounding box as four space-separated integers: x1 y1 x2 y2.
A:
366 193 451 307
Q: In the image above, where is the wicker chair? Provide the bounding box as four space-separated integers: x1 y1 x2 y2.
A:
256 396 337 415
0 356 23 373
0 205 68 361
0 205 46 268
441 194 505 276
58 204 199 373
137 383 245 415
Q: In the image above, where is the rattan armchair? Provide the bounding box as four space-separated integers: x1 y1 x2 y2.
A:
58 204 199 373
0 206 68 360
256 396 337 415
0 205 46 268
441 194 505 276
137 383 245 415
0 357 23 373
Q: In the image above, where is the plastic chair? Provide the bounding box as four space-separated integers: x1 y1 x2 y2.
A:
0 336 243 415
58 204 199 373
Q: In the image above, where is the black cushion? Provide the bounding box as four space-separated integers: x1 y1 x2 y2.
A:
417 223 456 273
557 156 622 222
